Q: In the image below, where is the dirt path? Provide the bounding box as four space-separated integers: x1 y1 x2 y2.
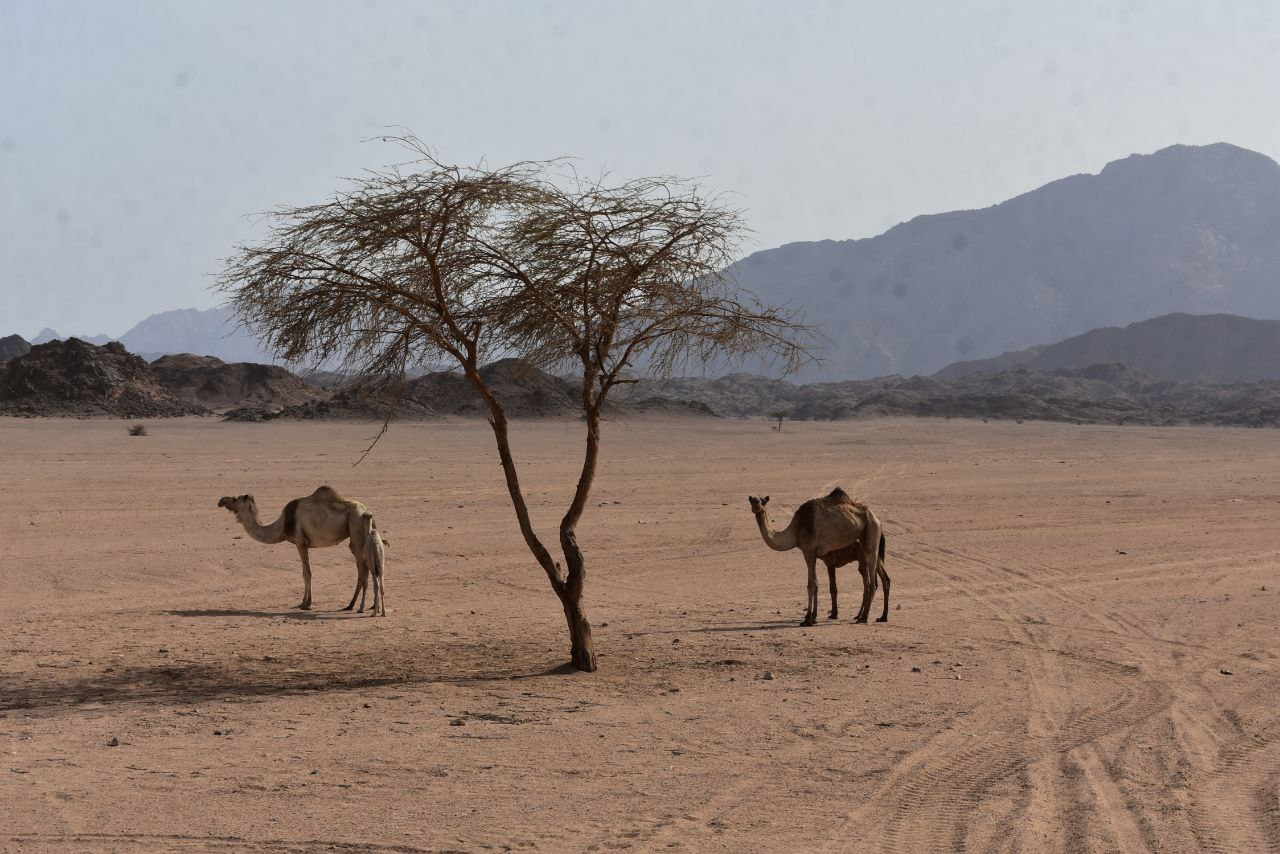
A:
2 416 1277 851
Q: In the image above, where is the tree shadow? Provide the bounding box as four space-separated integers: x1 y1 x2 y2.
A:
2 649 579 714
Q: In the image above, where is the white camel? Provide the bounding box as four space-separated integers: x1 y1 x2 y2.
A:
217 485 386 616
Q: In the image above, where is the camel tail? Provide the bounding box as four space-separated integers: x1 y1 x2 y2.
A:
879 533 886 563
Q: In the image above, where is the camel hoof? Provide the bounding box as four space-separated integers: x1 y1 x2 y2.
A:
296 603 311 611
876 616 888 623
853 616 868 624
828 612 838 620
800 617 816 627
341 604 355 612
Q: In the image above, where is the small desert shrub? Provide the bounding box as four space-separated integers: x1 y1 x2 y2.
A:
1015 418 1025 425
127 423 148 436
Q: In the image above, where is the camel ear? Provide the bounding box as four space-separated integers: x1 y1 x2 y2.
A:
763 496 770 505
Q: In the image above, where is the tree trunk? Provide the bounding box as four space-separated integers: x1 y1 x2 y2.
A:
561 592 597 672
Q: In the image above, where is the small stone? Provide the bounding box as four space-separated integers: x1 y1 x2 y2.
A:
213 730 222 736
896 604 901 610
107 737 119 747
363 703 371 709
761 671 774 681
911 666 922 673
1220 669 1234 676
449 719 464 726
954 673 961 680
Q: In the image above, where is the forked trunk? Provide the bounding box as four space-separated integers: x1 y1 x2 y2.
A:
467 360 598 672
556 402 602 672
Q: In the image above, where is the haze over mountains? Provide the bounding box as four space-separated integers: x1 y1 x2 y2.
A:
733 142 1280 379
18 142 1280 384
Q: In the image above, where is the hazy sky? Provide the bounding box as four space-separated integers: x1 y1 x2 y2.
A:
3 0 1279 338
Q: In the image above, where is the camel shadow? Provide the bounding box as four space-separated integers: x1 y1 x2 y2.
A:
166 608 359 621
627 619 803 636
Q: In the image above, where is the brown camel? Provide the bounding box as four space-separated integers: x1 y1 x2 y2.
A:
748 487 889 626
217 485 386 616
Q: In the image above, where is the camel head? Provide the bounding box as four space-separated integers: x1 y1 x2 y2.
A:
217 494 255 514
748 495 770 515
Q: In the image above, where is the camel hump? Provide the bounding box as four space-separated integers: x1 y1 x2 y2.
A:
823 487 863 508
282 498 301 539
310 485 339 500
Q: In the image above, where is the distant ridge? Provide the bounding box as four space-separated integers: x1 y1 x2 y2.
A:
119 306 275 364
731 143 1280 379
934 314 1280 382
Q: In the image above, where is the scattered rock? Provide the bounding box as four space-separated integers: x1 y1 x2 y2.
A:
761 671 774 681
911 666 922 673
1220 669 1234 676
106 737 119 747
449 719 465 726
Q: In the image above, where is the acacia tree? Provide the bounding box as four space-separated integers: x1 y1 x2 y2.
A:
219 138 812 671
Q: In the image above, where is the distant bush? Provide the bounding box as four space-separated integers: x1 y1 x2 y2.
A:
127 423 148 436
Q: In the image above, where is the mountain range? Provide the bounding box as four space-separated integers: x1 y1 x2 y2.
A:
731 142 1280 379
19 143 1280 383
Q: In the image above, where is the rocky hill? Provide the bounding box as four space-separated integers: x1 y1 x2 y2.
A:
0 339 205 417
241 359 578 421
150 353 323 410
731 143 1280 380
630 363 1280 427
0 334 30 362
934 313 1280 383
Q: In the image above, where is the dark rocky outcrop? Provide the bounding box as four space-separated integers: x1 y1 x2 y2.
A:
0 334 30 362
0 339 205 417
150 353 323 410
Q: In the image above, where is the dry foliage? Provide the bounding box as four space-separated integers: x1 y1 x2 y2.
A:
219 136 815 671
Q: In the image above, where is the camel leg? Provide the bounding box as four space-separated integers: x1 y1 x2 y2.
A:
876 562 891 622
343 570 364 611
826 561 838 620
345 540 367 611
801 553 818 627
853 559 874 623
372 562 384 617
296 541 313 610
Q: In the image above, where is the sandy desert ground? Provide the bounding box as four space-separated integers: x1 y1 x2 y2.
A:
2 415 1279 852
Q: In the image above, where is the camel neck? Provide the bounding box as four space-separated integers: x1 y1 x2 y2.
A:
237 505 287 544
754 508 797 552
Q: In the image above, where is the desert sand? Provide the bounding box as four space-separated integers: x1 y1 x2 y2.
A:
2 415 1278 852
